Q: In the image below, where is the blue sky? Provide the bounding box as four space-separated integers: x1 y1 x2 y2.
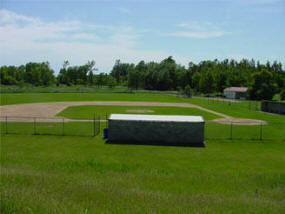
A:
0 0 284 73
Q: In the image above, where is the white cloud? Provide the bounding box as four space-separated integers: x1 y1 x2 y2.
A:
169 31 224 39
0 9 188 73
69 33 101 41
0 9 39 24
169 21 226 39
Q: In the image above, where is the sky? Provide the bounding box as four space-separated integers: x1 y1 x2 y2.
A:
0 0 284 73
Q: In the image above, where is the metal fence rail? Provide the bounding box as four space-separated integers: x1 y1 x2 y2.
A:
0 116 284 141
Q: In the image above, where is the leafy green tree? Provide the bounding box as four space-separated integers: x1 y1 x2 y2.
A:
199 71 214 94
280 89 285 100
0 66 18 85
127 65 138 90
192 72 201 92
215 71 227 92
95 73 108 88
1 58 284 96
160 56 177 90
57 60 96 85
249 69 278 100
107 76 117 88
87 71 94 85
39 62 55 86
135 60 147 88
110 60 133 84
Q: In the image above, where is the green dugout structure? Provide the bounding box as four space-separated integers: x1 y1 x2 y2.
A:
107 114 205 146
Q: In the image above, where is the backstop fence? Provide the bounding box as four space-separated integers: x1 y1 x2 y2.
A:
0 115 284 141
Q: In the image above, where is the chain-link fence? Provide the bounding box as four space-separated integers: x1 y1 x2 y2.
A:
205 120 285 141
199 97 261 111
0 116 102 137
1 116 284 141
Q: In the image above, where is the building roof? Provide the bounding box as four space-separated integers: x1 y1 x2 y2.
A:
224 87 248 92
109 114 204 122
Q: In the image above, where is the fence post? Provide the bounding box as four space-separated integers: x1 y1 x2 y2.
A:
93 114 95 137
34 117 36 135
62 118 65 136
106 115 109 129
5 116 8 134
99 115 101 134
260 122 263 141
230 121 233 140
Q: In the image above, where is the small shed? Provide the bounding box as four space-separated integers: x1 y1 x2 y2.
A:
107 114 205 146
224 87 248 99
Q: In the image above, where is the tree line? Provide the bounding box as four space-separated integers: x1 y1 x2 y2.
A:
1 57 284 100
110 57 284 100
0 60 116 89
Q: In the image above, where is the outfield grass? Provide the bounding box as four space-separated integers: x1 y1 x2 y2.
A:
1 133 285 214
0 85 138 94
57 105 220 120
0 92 184 105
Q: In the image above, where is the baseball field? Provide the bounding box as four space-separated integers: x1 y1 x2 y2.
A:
1 91 284 213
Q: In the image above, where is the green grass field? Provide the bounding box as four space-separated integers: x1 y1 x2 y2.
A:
1 134 285 213
0 92 184 106
57 105 220 120
1 91 285 213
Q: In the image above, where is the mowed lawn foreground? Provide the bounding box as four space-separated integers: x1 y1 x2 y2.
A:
1 134 285 214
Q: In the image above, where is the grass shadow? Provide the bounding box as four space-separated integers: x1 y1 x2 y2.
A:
105 139 205 148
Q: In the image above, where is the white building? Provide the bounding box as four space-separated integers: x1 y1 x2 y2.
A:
223 87 248 99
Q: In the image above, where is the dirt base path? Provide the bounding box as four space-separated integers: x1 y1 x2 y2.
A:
0 101 266 125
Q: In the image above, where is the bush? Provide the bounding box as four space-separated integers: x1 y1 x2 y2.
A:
280 89 285 100
184 85 192 98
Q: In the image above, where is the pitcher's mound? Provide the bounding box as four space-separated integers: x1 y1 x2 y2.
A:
126 109 154 113
212 118 267 125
